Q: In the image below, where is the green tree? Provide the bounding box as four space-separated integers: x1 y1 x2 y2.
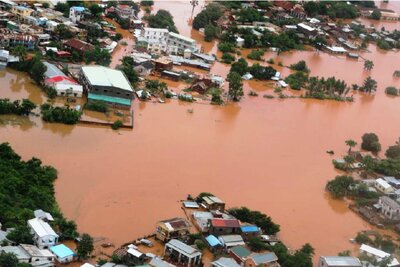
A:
361 76 378 94
76 233 94 259
345 139 357 152
140 0 154 6
248 237 267 252
29 57 47 84
147 10 178 33
0 252 18 267
54 24 73 39
55 2 69 13
361 133 381 153
230 58 248 76
370 10 381 20
6 225 34 244
117 56 139 84
204 24 217 42
290 60 310 72
192 3 223 30
364 60 374 71
228 207 280 235
344 155 355 170
221 53 235 64
227 71 243 102
386 141 400 159
326 175 355 198
89 4 103 17
13 45 27 62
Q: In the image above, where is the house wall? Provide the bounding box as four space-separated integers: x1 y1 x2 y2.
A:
209 226 240 236
55 254 74 263
33 233 58 249
244 258 280 267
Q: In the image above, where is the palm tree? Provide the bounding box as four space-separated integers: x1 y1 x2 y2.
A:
364 60 374 71
361 76 378 94
344 155 355 170
345 139 357 152
13 45 27 62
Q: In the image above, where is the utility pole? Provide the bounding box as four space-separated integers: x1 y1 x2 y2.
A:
190 0 199 18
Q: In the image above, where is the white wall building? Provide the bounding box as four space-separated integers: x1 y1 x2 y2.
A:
28 218 59 249
141 27 198 54
69 6 85 23
375 178 395 194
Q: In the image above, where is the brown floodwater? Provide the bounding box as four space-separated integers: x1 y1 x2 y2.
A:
1 0 400 263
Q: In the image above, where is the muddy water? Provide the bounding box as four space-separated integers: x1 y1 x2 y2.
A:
1 0 400 262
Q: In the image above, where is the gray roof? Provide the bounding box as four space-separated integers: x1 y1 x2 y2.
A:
212 257 241 267
43 61 65 78
320 256 362 266
0 246 30 260
249 252 278 265
166 239 201 257
149 257 176 267
81 66 133 92
380 196 400 210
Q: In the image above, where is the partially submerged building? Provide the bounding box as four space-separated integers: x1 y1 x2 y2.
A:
80 66 134 108
155 217 191 242
209 219 241 236
164 239 202 266
202 196 225 212
49 244 75 264
43 61 83 97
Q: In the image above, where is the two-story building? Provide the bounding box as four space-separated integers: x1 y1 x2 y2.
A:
27 218 59 249
69 6 85 23
12 5 33 20
155 217 191 242
378 196 400 221
115 4 135 19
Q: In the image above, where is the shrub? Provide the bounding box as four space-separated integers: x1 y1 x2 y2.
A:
290 60 310 72
40 104 81 124
85 101 108 113
111 120 123 130
247 50 265 61
248 91 258 96
385 86 398 96
361 133 381 153
326 175 355 198
267 58 275 64
218 42 236 53
221 53 235 64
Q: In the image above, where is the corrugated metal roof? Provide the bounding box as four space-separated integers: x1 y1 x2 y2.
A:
205 235 222 247
250 252 278 264
212 257 241 267
43 61 65 78
240 225 259 233
28 218 58 238
320 256 362 266
82 66 133 92
88 93 131 106
166 239 201 257
211 219 240 228
229 246 251 258
49 244 74 259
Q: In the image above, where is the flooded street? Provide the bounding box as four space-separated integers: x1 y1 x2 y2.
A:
1 0 400 263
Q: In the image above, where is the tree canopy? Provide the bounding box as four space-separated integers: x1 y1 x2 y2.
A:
147 10 178 33
228 207 280 235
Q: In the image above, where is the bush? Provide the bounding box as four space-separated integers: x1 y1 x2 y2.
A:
361 133 381 153
85 101 108 113
285 72 308 90
385 86 398 96
248 91 258 96
326 175 355 198
195 240 206 251
385 145 400 159
204 24 217 42
192 3 223 30
221 53 235 64
267 58 275 64
0 98 36 116
40 104 81 124
218 42 236 53
247 50 265 61
228 207 280 235
111 120 123 130
290 60 310 72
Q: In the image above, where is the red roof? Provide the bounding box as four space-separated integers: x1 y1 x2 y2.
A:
45 75 78 84
56 51 71 56
273 1 295 11
211 219 240 228
64 39 94 52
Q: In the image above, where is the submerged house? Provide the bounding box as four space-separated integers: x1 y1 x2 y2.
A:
156 217 191 242
164 239 202 266
49 244 75 263
202 196 225 212
43 61 83 97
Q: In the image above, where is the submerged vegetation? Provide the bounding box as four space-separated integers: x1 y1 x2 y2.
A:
0 99 36 116
40 103 81 125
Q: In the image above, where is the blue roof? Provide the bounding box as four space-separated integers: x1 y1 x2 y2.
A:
50 244 75 259
205 235 222 247
71 6 85 12
88 93 131 106
240 225 259 233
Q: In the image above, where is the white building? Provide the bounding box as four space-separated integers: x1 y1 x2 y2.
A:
360 244 399 266
378 196 400 221
375 178 395 194
318 256 362 267
49 244 75 263
28 218 59 249
141 28 198 54
69 6 85 23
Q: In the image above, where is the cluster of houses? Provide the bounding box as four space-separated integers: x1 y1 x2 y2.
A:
0 209 76 266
